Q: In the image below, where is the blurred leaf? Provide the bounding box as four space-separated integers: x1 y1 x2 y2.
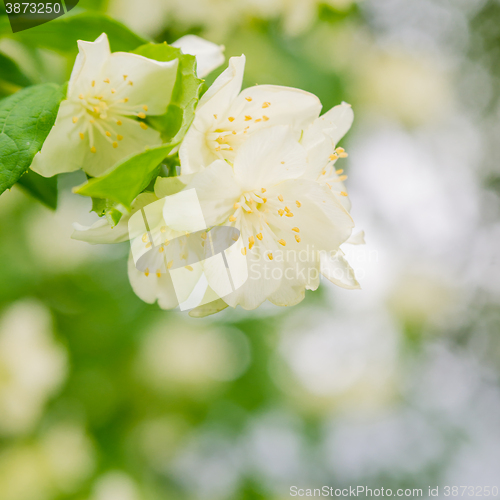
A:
0 11 147 53
0 83 65 195
133 43 204 143
16 169 58 209
74 143 176 208
0 50 32 96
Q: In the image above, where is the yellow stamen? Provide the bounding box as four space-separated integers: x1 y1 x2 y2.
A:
245 96 252 101
255 118 262 122
278 209 284 216
214 114 218 119
268 252 273 260
286 212 294 217
295 200 301 208
142 233 148 242
339 175 348 181
128 81 134 86
263 116 269 121
340 191 348 196
159 247 164 253
228 117 235 122
329 154 339 161
241 247 247 255
295 235 301 243
111 88 116 94
339 152 348 158
167 260 173 269
229 216 236 222
79 94 84 99
143 105 148 111
103 78 110 83
145 242 152 248
123 75 128 80
281 161 285 164
336 169 344 174
156 270 162 277
72 116 78 123
262 197 267 203
336 147 345 154
278 239 286 246
113 142 118 148
292 227 300 232
90 146 96 153
278 194 284 202
262 102 270 108
140 122 148 130
138 112 146 119
244 115 252 121
185 265 193 271
145 268 149 277
105 131 111 137
256 233 263 240
117 134 123 141
261 188 266 193
233 203 240 209
123 98 129 103
201 232 207 240
248 236 255 249
79 133 84 140
91 80 95 87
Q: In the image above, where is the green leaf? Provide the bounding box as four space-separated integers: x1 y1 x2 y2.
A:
133 43 204 143
74 143 176 209
1 12 147 54
0 83 65 195
91 197 123 226
0 51 32 97
16 169 58 209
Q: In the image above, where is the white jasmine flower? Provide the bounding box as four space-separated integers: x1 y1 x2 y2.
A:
179 55 322 173
31 33 178 178
180 126 356 310
172 35 225 78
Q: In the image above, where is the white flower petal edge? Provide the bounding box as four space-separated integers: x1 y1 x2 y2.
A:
172 34 225 78
179 55 322 174
31 33 178 178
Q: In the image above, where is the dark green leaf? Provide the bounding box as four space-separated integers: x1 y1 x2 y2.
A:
16 169 58 209
133 43 204 143
0 83 65 195
0 51 32 96
1 12 147 54
74 143 176 209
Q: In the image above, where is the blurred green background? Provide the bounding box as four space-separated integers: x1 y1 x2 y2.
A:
1 0 500 499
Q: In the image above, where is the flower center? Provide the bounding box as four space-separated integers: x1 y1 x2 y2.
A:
226 188 303 260
71 75 149 153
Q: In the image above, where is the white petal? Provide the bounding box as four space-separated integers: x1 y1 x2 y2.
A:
345 230 365 245
30 101 88 177
179 55 245 174
104 54 178 115
227 84 322 135
172 35 225 78
82 118 162 177
320 249 360 290
127 252 180 309
303 102 353 148
69 33 111 97
189 298 229 317
233 126 308 192
266 178 354 251
184 160 241 227
154 174 194 198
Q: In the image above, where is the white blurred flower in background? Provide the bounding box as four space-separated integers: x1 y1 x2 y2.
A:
137 318 250 395
0 422 95 500
89 472 141 500
0 301 67 436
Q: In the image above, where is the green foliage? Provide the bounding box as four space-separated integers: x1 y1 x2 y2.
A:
74 143 176 209
0 11 147 53
17 169 58 209
0 51 32 97
0 83 65 195
133 42 204 143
